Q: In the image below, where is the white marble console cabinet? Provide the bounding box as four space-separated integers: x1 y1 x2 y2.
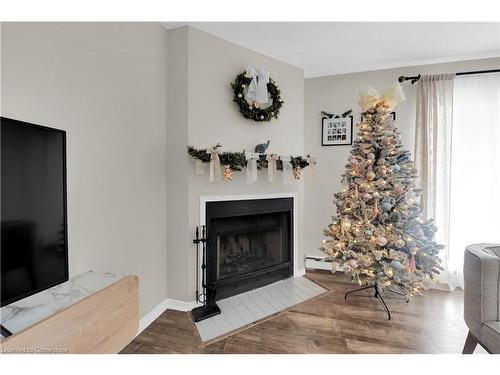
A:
0 271 138 354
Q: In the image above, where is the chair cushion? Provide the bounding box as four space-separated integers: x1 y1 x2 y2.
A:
482 321 500 353
485 245 500 258
464 244 500 336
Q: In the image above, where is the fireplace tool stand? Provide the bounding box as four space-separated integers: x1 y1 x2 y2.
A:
344 284 409 320
191 225 221 322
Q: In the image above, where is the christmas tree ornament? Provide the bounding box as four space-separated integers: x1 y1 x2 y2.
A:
323 242 334 256
223 165 233 181
381 201 392 211
423 226 434 238
394 185 404 195
366 171 376 180
361 255 373 267
376 236 388 246
348 259 359 269
293 166 302 180
321 82 442 319
390 260 403 271
381 137 391 145
329 223 340 234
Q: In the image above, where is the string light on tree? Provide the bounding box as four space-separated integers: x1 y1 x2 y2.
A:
321 82 443 297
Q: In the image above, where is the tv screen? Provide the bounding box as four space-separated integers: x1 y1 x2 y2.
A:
1 117 68 307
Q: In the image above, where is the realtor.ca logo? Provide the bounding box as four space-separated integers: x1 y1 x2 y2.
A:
1 347 69 353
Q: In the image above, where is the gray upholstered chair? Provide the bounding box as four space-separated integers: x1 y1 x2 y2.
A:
463 243 500 354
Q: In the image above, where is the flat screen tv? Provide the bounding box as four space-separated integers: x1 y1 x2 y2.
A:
1 117 68 307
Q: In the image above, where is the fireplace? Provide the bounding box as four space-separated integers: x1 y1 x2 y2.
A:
206 197 293 301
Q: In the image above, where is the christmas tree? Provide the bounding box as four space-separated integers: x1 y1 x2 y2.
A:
321 83 443 297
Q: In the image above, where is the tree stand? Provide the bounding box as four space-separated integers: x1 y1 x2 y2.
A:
344 284 409 320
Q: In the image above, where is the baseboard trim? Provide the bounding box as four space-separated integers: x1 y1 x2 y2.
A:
137 299 169 335
164 298 199 312
295 268 306 277
137 298 199 336
305 257 332 271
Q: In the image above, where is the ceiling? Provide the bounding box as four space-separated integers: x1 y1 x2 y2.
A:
162 22 500 78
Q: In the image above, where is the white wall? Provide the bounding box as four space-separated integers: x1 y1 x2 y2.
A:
167 26 305 301
166 26 190 302
303 57 500 258
1 22 169 319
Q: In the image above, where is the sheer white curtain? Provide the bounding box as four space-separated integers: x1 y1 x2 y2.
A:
447 73 500 288
414 74 455 286
415 72 500 289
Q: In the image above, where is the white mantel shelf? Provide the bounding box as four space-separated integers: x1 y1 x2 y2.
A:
0 271 124 340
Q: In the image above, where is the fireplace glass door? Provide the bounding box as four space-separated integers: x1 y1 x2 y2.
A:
215 213 287 280
206 198 293 300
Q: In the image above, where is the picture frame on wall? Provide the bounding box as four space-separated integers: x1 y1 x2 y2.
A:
321 115 353 146
361 111 396 122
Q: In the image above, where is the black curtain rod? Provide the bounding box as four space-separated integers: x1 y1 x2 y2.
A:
398 68 500 84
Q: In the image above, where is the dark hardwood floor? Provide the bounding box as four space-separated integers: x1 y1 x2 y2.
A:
121 270 486 354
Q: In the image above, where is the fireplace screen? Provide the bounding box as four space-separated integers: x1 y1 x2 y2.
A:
206 198 293 300
217 227 283 280
213 212 289 281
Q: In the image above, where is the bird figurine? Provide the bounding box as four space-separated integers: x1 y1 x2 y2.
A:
254 140 270 154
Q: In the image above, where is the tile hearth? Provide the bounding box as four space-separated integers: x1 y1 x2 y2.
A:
194 276 326 342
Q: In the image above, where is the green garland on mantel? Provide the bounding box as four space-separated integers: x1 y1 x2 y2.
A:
187 145 310 171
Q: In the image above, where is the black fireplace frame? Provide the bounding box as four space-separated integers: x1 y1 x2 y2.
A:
205 197 294 301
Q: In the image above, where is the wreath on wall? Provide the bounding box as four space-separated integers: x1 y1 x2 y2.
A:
231 68 283 122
